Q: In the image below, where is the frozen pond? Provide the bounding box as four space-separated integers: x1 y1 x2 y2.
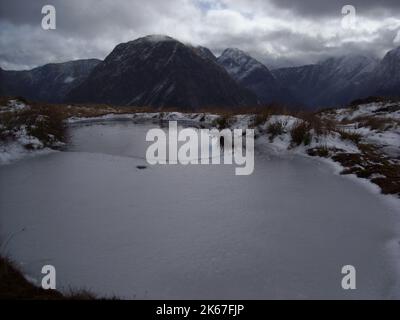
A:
1 121 400 299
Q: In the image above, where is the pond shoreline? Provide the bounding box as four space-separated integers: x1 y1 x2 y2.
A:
1 121 399 299
1 97 399 199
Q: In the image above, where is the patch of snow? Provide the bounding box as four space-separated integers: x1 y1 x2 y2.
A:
0 142 56 165
14 126 43 149
323 102 400 155
0 124 59 165
66 112 221 125
331 102 400 122
66 114 136 124
64 109 398 201
64 76 75 83
0 99 29 113
266 115 299 129
142 35 175 43
333 103 381 121
218 48 268 81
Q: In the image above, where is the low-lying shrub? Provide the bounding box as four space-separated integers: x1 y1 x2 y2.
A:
337 129 362 144
266 121 284 142
297 113 322 135
290 121 312 146
252 112 270 127
298 111 338 135
213 114 232 129
349 96 388 107
354 116 391 131
0 104 66 147
307 146 330 158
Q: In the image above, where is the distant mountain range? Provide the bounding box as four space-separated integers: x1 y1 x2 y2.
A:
272 55 379 109
0 59 101 103
1 35 399 110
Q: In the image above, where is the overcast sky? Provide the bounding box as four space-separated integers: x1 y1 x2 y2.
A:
1 0 400 70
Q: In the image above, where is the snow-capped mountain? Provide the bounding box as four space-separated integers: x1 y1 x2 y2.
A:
1 35 399 111
217 48 296 105
67 35 257 110
319 55 377 80
217 48 271 82
272 54 379 109
370 47 400 96
0 59 101 103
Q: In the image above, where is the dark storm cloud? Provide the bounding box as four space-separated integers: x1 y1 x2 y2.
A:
0 0 175 37
0 0 185 69
269 0 400 17
0 0 399 70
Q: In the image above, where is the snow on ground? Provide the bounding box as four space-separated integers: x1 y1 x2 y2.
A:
66 113 137 124
0 125 59 165
65 105 394 158
65 110 365 162
0 142 56 165
328 102 400 121
66 111 220 124
0 100 61 165
328 102 400 156
4 101 398 165
2 100 399 198
3 122 399 299
230 114 360 155
0 99 29 113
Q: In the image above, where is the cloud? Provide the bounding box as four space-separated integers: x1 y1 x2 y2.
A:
268 0 400 17
0 0 399 70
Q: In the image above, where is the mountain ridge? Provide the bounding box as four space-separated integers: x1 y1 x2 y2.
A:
217 48 297 106
1 35 399 110
66 35 258 110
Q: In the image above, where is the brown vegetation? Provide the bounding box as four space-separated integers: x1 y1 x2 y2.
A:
266 121 284 142
307 142 400 197
354 115 392 131
0 255 104 300
337 129 362 144
290 121 312 146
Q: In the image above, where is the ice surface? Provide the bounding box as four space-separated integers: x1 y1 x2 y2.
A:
0 122 400 299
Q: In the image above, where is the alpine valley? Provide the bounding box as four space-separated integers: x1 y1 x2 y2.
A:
1 35 400 111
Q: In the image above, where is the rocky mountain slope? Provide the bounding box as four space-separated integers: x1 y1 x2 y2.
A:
217 48 296 106
272 55 379 109
369 47 400 97
0 59 101 103
1 35 399 111
67 35 257 110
